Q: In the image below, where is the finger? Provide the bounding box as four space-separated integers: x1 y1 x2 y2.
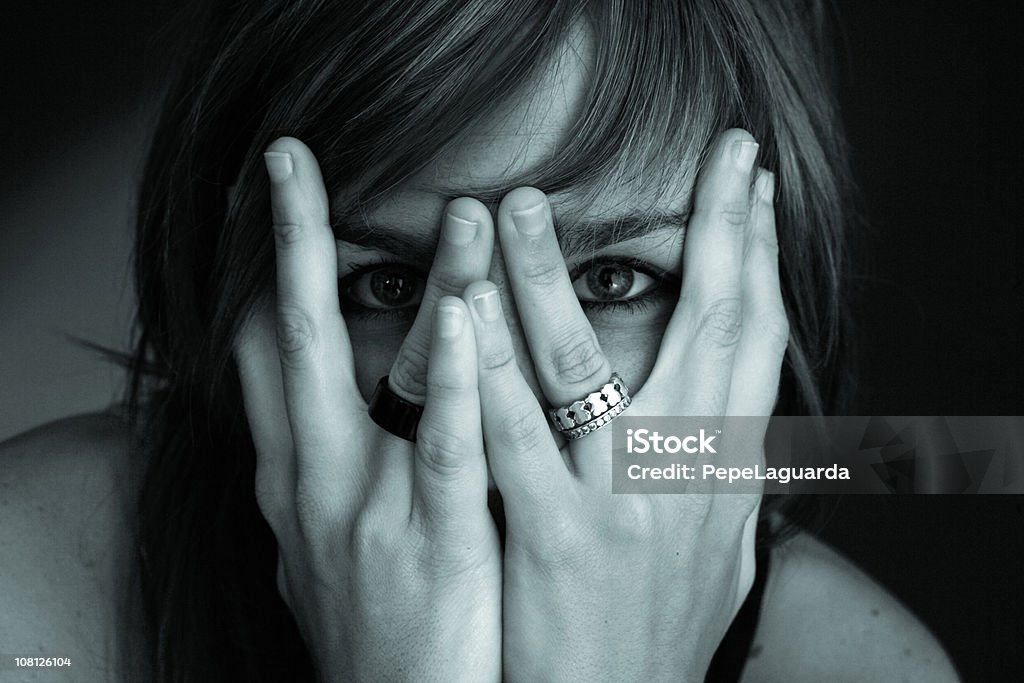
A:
727 171 789 417
234 298 297 535
645 129 759 416
495 187 613 407
463 280 573 511
265 137 362 476
409 297 489 535
388 198 494 403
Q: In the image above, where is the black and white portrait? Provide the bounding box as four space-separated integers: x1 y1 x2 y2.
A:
0 2 1019 681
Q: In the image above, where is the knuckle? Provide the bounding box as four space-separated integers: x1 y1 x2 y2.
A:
254 480 291 535
425 373 471 396
256 503 292 541
523 519 593 578
273 222 304 247
695 297 743 348
549 332 607 385
718 201 751 230
520 258 565 287
497 407 546 453
479 345 518 373
759 308 790 353
415 423 470 478
720 200 753 227
390 342 430 398
427 268 471 296
349 508 392 563
276 305 318 366
607 497 659 543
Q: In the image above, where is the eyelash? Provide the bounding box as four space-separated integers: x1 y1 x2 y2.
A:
337 257 680 319
569 257 680 315
337 256 420 321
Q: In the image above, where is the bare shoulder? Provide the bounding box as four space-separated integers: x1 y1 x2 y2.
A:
0 413 143 680
742 531 961 683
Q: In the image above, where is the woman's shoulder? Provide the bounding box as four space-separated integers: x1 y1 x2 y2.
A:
745 530 961 682
0 412 144 679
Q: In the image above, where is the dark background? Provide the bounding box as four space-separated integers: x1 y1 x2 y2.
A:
1 1 1020 680
830 5 1022 680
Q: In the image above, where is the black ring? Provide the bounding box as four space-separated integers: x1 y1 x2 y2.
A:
368 376 422 442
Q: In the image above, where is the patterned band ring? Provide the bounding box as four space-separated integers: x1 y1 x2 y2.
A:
548 373 632 441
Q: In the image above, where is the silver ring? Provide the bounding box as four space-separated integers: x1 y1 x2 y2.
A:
548 373 632 440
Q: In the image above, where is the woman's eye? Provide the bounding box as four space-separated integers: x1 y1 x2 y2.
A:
340 264 425 311
572 261 658 302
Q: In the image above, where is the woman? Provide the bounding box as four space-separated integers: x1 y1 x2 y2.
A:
0 0 960 681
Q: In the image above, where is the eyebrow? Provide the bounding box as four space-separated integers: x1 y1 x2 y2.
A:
333 205 691 263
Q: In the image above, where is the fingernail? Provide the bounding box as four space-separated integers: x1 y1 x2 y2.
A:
755 171 775 203
732 140 759 172
263 152 293 183
471 289 501 322
510 201 547 237
436 304 464 339
444 212 478 246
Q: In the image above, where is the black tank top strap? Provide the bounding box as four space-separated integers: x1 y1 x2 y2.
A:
703 545 771 682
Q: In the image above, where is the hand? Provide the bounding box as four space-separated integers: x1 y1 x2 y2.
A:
234 138 501 682
460 129 784 681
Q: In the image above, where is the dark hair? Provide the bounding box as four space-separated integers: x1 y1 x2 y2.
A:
128 0 854 679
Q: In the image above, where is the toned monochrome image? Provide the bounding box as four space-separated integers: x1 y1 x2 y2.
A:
1 1 1019 681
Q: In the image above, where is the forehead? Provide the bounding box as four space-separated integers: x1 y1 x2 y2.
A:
422 23 592 194
355 21 692 234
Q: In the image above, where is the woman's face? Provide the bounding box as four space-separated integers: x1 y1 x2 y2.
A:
334 29 693 404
